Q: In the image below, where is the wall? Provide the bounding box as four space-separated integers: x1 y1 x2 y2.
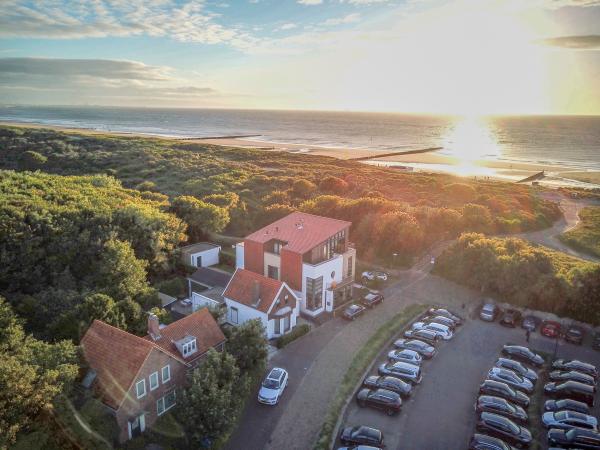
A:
263 252 281 279
301 255 344 315
267 286 300 338
223 298 269 336
280 248 302 291
114 348 187 443
242 240 264 274
192 292 221 311
190 247 220 267
235 243 245 269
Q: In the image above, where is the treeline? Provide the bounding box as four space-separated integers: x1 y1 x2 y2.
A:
434 233 600 324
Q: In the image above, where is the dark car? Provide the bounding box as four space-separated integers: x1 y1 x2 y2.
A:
387 349 422 366
337 446 383 450
549 370 596 386
476 412 532 448
423 315 457 330
544 398 591 415
340 425 384 447
427 307 462 325
392 339 436 359
495 358 538 383
565 325 585 345
500 309 522 328
553 360 598 379
521 315 540 332
343 304 366 321
468 433 517 450
363 375 412 398
544 381 596 407
547 427 600 449
487 368 534 394
356 388 402 416
541 320 562 338
475 395 528 424
593 332 600 351
479 380 530 408
378 361 422 384
361 292 384 308
501 345 544 367
403 328 439 345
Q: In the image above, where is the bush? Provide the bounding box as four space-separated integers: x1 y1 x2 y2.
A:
156 277 187 298
276 324 311 348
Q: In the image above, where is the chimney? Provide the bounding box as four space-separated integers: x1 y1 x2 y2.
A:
148 313 161 340
252 279 261 306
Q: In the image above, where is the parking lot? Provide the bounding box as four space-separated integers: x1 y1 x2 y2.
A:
339 305 600 450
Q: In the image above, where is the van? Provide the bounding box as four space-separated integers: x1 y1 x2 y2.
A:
544 381 596 407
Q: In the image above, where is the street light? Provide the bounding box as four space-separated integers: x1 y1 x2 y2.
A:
392 253 398 267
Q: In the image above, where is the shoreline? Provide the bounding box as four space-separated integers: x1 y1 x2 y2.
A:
1 120 599 188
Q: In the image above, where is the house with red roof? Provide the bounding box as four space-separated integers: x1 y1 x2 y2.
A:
235 212 356 317
80 308 225 443
223 268 300 339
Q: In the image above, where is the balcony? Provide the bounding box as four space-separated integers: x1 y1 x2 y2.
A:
326 276 354 291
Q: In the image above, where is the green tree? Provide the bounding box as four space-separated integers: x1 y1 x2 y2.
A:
20 150 47 169
462 203 494 233
225 319 268 373
176 349 240 445
171 195 229 240
78 293 126 330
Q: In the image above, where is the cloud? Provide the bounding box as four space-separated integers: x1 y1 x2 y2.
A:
342 0 390 4
538 34 600 49
0 0 258 50
278 23 297 31
298 0 323 4
321 13 361 26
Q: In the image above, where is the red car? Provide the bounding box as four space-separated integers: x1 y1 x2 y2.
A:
541 320 562 338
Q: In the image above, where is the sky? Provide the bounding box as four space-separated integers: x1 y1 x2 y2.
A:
0 0 599 115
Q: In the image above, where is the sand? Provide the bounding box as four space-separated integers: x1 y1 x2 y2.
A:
2 121 598 187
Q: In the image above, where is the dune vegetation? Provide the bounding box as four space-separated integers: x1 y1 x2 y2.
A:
560 206 600 258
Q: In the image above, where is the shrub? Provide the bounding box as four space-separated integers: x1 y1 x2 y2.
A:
276 324 311 348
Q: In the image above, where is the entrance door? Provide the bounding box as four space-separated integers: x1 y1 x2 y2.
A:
129 414 145 439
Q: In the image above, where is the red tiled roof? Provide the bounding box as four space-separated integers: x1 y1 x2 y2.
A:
81 320 158 409
145 308 226 363
223 268 284 313
244 211 350 254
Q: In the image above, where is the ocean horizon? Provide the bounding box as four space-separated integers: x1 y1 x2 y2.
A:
2 105 599 174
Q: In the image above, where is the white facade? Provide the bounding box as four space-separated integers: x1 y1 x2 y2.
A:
188 246 220 268
301 255 344 316
235 243 245 269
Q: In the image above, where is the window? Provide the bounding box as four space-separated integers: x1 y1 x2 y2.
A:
135 379 146 398
267 265 279 280
149 372 159 391
347 256 353 278
182 339 197 357
157 390 176 416
230 307 239 324
306 276 323 311
162 365 171 383
274 318 281 335
273 241 282 255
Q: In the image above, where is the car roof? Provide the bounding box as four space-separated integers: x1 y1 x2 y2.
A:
268 368 286 380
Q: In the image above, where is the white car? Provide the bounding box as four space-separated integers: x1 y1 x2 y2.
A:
258 367 288 405
411 321 453 340
361 271 388 282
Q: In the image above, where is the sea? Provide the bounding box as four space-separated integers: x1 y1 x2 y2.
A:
1 105 599 184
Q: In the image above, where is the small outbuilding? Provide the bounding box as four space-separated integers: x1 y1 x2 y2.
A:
180 242 221 268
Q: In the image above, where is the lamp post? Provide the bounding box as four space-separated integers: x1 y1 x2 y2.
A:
392 253 398 268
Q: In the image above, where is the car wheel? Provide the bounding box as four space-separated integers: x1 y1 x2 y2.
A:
386 409 395 416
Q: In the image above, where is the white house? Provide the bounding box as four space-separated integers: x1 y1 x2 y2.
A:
180 242 221 268
222 268 300 340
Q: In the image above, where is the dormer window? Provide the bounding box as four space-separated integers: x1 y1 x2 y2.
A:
178 336 197 358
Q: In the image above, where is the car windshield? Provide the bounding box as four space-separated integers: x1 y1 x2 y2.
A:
569 328 583 336
262 378 280 389
483 305 494 312
348 305 360 313
505 420 519 434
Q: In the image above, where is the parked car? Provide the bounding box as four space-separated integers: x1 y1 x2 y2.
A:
258 367 288 405
480 303 499 322
593 332 600 351
403 328 439 344
475 395 528 424
339 425 384 447
469 434 517 450
544 398 591 415
387 349 423 366
378 361 422 384
363 375 412 397
541 320 562 338
479 380 530 407
423 315 457 330
427 307 462 325
553 359 598 379
547 427 600 449
501 345 544 367
565 325 585 345
393 339 436 359
343 304 366 321
475 412 532 448
544 381 596 407
549 370 596 386
356 388 402 416
337 447 382 450
361 292 384 308
411 321 453 340
500 309 522 328
521 315 540 332
494 358 538 383
542 410 598 431
361 271 388 282
487 368 534 394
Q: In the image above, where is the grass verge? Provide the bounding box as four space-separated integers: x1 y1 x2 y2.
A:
313 303 428 450
559 206 600 259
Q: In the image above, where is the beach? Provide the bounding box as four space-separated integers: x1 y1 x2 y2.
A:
2 120 599 188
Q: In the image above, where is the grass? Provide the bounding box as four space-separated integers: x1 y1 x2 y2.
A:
313 303 428 450
560 206 600 258
527 354 551 450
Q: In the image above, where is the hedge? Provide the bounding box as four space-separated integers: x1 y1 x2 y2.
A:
276 323 311 349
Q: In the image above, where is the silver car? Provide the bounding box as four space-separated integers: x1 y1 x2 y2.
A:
542 410 598 431
411 321 453 340
480 303 498 321
488 367 534 394
387 349 423 366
